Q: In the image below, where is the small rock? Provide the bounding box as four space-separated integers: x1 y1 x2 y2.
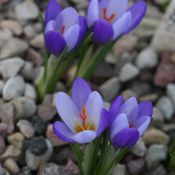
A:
151 107 164 128
136 47 158 69
131 138 147 157
146 144 167 169
31 116 46 135
143 128 170 145
112 164 126 175
0 164 10 175
30 33 44 48
156 96 174 120
24 83 36 101
17 120 35 138
21 61 35 81
0 136 5 155
38 163 61 175
0 80 4 95
99 77 121 101
15 0 39 20
167 83 175 107
127 158 145 175
12 97 36 119
0 28 12 48
146 164 167 175
7 132 24 149
0 57 24 78
3 158 20 174
25 139 53 170
24 25 36 39
46 124 67 146
37 95 56 121
0 20 22 36
119 63 140 82
121 89 137 100
0 38 28 59
24 137 48 155
65 159 79 175
105 53 117 64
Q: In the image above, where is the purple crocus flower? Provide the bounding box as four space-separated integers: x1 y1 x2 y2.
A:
45 0 87 56
53 78 108 144
87 0 147 44
109 96 153 148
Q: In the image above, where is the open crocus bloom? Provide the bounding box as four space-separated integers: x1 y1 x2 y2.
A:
87 0 147 44
109 96 153 148
53 78 108 144
45 0 87 56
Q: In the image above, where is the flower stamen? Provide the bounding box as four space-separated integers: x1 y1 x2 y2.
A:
102 8 116 23
60 26 65 34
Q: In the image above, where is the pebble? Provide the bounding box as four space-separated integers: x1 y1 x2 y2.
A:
136 47 158 69
30 33 44 49
143 128 170 145
119 63 140 82
25 139 53 170
0 136 5 155
0 165 10 175
38 163 61 175
147 164 167 175
99 77 121 101
146 144 167 169
167 83 175 107
131 138 147 157
0 80 4 96
105 53 117 64
3 158 20 174
24 25 36 39
156 96 174 120
12 97 36 119
24 137 48 156
24 83 36 101
112 164 126 175
7 132 25 149
0 57 24 78
17 120 35 138
0 38 28 59
151 107 164 128
15 0 39 20
0 28 12 48
21 61 35 81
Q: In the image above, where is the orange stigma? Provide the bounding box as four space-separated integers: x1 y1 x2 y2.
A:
60 26 65 34
102 8 116 23
79 106 88 129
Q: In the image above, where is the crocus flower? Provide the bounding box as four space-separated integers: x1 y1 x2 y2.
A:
109 96 153 148
53 78 108 144
87 0 147 44
45 0 87 56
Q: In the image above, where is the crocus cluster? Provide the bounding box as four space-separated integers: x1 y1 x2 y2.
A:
53 78 153 148
45 0 147 55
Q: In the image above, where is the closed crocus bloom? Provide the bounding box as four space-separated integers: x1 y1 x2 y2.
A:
53 78 108 144
45 0 87 56
87 0 147 44
109 96 153 148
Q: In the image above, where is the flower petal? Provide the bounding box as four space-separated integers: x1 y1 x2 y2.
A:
45 20 57 33
86 91 104 128
109 96 124 123
125 0 147 33
87 0 100 27
112 128 139 148
53 121 75 143
112 11 132 40
72 78 92 111
93 19 114 45
73 130 97 144
56 7 79 30
45 31 66 56
63 24 80 51
110 113 129 139
96 109 109 136
138 101 153 119
45 0 62 24
135 116 151 136
56 92 80 132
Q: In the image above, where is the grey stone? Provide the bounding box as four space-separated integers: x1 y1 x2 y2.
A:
146 144 167 169
136 47 158 69
30 33 44 48
156 96 174 120
131 138 147 157
3 158 20 174
147 165 167 175
0 29 12 49
0 164 10 175
11 97 36 119
3 76 25 101
0 38 28 59
24 83 36 101
99 77 121 101
15 0 39 20
17 120 35 138
112 164 126 175
24 25 36 39
21 61 35 81
151 107 164 128
0 81 4 95
0 136 5 155
25 139 53 170
0 57 24 78
119 63 140 82
167 83 175 107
